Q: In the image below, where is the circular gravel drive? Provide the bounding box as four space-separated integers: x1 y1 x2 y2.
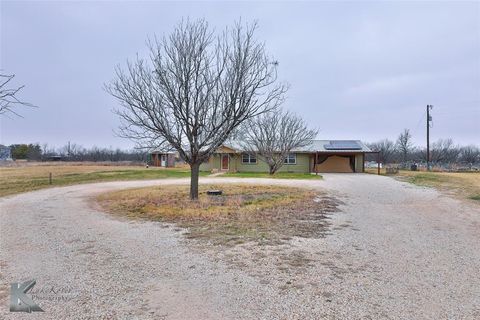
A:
0 175 479 319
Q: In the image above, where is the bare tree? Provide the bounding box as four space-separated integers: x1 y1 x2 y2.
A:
430 139 460 164
0 73 36 117
459 145 480 165
368 139 396 164
241 110 317 174
106 20 287 199
396 128 413 163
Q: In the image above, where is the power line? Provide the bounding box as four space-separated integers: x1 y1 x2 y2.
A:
412 109 427 137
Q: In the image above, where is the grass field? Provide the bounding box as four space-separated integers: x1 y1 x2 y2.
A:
0 162 321 198
366 168 480 202
220 171 322 180
0 163 204 197
97 184 336 245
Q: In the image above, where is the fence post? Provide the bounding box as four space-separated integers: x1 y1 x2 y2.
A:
49 172 52 185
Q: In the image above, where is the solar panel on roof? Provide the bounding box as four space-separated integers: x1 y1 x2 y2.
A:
324 141 362 150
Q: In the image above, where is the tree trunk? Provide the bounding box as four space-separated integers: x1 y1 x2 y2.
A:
190 162 200 200
269 165 276 175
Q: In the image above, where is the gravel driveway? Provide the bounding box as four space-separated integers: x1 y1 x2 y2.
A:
1 174 479 319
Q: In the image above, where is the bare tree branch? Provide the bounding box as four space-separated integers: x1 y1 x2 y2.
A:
106 19 288 199
241 109 317 174
0 73 37 117
459 145 480 165
396 128 414 163
430 138 460 164
368 139 396 164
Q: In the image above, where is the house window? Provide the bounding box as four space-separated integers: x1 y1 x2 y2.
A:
242 153 257 164
284 153 296 164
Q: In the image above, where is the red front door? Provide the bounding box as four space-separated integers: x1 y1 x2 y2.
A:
221 155 229 170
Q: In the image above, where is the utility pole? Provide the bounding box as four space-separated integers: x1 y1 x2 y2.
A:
426 105 433 171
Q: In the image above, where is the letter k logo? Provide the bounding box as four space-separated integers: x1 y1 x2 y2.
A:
10 280 44 312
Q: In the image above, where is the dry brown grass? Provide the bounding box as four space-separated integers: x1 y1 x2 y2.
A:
366 168 480 202
97 184 339 245
0 163 198 197
397 171 480 201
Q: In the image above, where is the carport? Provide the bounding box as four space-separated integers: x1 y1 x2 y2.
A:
310 141 372 173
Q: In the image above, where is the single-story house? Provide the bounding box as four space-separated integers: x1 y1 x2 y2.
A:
150 151 176 167
200 140 372 173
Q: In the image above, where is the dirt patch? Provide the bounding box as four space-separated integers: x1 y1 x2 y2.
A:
97 184 340 245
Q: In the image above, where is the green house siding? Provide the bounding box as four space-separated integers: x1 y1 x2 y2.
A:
235 153 311 173
200 152 366 173
198 139 370 174
201 153 312 173
200 154 220 172
199 160 212 172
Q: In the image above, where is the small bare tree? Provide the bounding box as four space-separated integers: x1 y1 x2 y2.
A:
368 139 396 164
396 128 413 163
430 139 460 164
241 110 317 174
460 145 480 165
0 73 36 117
106 20 287 199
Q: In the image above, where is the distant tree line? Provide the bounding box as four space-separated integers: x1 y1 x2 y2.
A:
10 143 42 160
366 129 480 168
8 143 147 162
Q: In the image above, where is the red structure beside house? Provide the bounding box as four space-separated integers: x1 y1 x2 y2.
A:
150 152 176 167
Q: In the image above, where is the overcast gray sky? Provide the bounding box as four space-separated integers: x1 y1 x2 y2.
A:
1 0 479 149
